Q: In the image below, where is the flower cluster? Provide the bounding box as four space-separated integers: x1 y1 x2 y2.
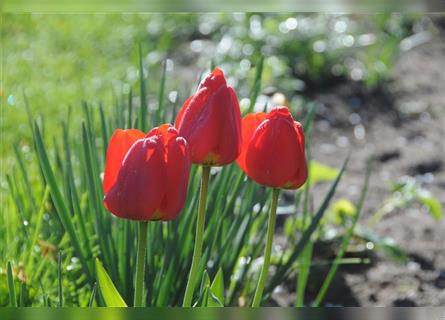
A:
103 68 307 220
102 67 307 307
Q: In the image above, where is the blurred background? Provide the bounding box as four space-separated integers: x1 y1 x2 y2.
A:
2 13 445 306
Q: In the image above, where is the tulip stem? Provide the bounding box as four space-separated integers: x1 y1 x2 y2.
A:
183 165 211 307
134 221 148 307
252 188 280 307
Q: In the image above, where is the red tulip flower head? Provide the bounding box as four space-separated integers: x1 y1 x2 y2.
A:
175 68 242 166
103 124 191 221
236 107 307 189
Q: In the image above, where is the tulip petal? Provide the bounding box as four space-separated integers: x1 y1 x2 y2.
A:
177 85 225 164
160 136 191 220
245 117 301 188
147 123 179 146
215 87 242 165
176 68 242 166
175 95 193 130
104 136 167 220
236 112 266 174
103 129 145 194
198 68 226 92
288 121 307 189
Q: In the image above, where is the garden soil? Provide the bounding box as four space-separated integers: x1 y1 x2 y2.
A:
271 24 445 306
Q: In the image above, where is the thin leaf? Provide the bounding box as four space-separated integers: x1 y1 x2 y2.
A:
419 195 443 221
309 161 339 185
207 289 224 307
95 259 127 307
7 261 17 307
247 56 264 114
58 252 63 307
156 59 167 125
138 43 148 131
33 122 93 282
19 282 26 307
355 226 409 264
89 283 97 307
127 88 133 129
267 155 350 295
210 269 224 304
313 160 372 306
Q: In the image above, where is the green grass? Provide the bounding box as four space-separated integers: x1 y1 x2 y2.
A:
2 13 431 307
1 44 372 305
2 13 424 164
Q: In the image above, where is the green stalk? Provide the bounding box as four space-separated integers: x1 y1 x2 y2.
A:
134 221 148 307
7 262 17 307
252 188 280 307
313 161 372 307
183 165 211 307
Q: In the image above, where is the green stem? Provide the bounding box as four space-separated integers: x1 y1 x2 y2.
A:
252 188 280 307
134 221 148 307
183 165 211 307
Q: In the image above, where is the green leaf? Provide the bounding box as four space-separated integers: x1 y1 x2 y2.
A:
419 195 443 221
33 122 93 282
199 270 211 296
138 43 148 131
328 199 357 225
195 270 224 307
89 283 97 307
7 262 17 307
156 59 167 125
355 226 408 265
19 282 26 307
207 289 224 307
313 160 372 306
95 259 127 307
58 252 63 307
309 161 339 185
267 156 349 294
247 56 264 114
210 269 224 305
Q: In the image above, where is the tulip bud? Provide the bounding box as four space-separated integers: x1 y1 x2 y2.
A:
236 107 307 189
175 68 242 166
103 125 191 221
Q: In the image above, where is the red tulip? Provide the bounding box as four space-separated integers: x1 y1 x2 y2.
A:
103 124 191 221
236 107 307 189
175 68 241 166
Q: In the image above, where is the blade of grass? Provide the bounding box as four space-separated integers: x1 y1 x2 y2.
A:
13 144 36 211
156 59 167 126
127 88 133 129
266 155 350 296
7 261 17 307
6 174 29 239
33 122 93 283
19 282 26 307
247 56 264 114
313 160 372 306
296 130 313 307
58 252 63 307
138 43 148 131
95 259 127 307
89 283 97 307
99 104 109 162
81 122 116 278
26 186 50 271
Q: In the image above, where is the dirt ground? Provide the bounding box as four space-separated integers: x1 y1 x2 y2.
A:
271 22 445 306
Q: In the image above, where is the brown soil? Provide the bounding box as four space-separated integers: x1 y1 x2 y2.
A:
272 23 445 306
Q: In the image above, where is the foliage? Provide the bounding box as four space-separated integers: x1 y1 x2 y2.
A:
1 45 370 306
2 13 440 307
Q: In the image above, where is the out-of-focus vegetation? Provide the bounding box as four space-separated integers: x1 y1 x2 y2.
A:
2 13 436 162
